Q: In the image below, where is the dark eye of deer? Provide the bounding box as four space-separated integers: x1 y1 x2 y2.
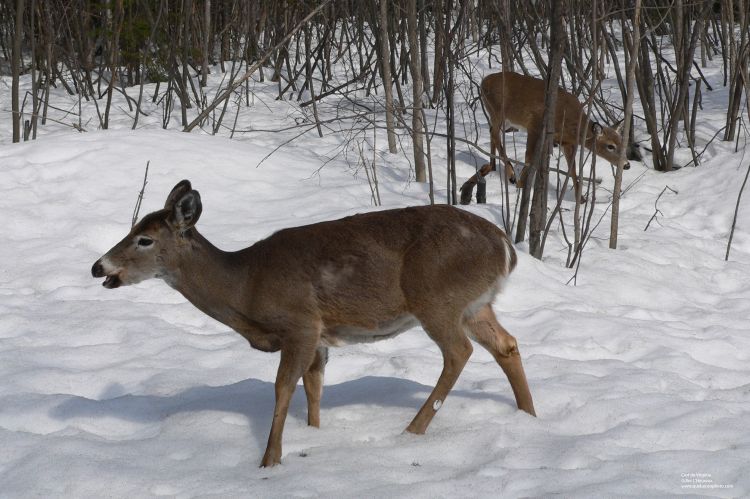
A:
607 144 616 151
137 237 154 247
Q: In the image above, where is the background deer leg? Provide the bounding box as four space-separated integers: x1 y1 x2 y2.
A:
464 304 536 416
460 163 494 205
302 346 328 428
518 130 540 189
489 123 498 172
563 145 584 203
261 342 318 467
460 120 517 204
494 132 516 185
405 317 473 434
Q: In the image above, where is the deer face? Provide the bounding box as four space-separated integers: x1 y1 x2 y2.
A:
91 211 173 288
589 123 630 170
91 180 202 289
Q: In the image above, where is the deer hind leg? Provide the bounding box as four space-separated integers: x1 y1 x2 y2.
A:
302 346 328 428
261 341 319 467
405 316 473 434
459 163 494 205
464 304 536 416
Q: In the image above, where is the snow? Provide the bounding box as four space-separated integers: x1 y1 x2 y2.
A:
2 55 750 497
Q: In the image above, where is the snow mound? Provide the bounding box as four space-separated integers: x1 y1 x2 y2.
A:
1 117 749 498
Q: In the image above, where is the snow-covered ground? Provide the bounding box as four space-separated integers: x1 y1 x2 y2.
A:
2 49 750 497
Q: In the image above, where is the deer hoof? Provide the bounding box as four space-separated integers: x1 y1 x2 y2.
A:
260 451 282 468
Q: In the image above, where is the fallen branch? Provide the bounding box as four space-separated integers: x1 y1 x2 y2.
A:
726 160 750 261
644 185 678 232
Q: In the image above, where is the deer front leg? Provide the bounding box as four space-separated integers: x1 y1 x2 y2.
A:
517 129 540 189
261 343 318 467
405 321 473 434
302 347 328 428
487 119 517 184
489 122 499 173
563 145 585 204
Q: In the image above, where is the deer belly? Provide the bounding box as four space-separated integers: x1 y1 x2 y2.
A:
322 314 419 347
503 118 527 133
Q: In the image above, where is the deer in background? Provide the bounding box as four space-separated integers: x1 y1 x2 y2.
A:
92 180 536 467
460 71 640 205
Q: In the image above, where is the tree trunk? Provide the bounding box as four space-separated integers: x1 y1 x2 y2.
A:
432 0 445 104
180 0 193 128
665 2 705 171
378 0 397 153
201 0 211 87
11 0 25 143
528 0 565 259
407 0 427 183
610 0 642 249
103 0 124 130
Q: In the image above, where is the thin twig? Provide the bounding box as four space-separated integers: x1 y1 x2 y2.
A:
726 149 750 261
131 161 150 227
644 185 678 231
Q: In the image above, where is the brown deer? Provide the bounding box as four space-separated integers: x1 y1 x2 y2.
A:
91 180 536 467
460 71 638 205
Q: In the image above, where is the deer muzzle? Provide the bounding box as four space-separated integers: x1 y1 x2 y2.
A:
91 259 123 289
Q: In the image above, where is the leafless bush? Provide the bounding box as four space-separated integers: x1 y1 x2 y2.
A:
3 0 749 265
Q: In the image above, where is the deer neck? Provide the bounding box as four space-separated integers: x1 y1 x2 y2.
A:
164 229 247 326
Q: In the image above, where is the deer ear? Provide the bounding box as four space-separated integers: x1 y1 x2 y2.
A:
613 119 625 135
169 190 202 231
165 180 192 210
591 122 604 137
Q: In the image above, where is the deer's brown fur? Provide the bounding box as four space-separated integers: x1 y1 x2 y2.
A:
461 71 635 205
92 180 536 467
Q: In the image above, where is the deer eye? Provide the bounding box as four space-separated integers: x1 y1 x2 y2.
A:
136 237 154 247
607 144 616 151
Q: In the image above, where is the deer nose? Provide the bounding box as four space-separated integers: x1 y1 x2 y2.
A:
624 162 631 170
92 260 105 278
